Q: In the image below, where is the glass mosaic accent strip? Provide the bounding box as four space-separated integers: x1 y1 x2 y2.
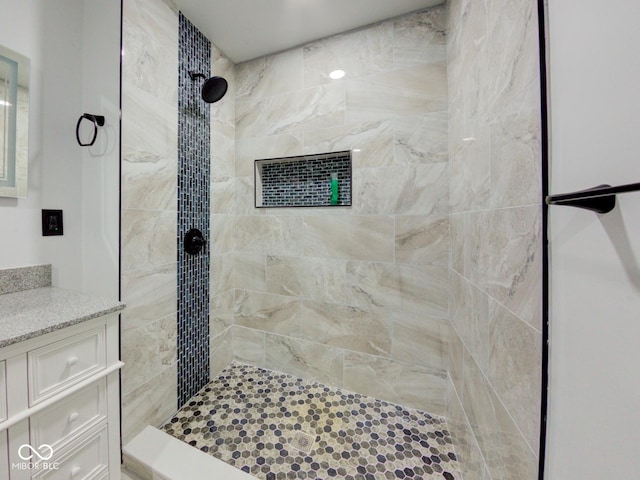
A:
255 151 352 208
177 13 211 406
163 363 461 480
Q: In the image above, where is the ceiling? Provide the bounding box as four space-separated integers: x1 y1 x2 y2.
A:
172 0 446 64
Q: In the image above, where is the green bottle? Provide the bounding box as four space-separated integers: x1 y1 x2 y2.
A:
330 173 339 205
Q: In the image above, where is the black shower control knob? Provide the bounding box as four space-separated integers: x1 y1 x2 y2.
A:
184 228 206 255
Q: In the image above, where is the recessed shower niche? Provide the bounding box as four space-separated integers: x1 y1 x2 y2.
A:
254 150 352 208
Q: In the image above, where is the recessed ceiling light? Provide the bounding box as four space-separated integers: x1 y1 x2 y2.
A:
0 100 12 107
329 69 345 80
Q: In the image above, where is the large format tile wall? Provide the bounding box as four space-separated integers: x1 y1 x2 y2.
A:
223 7 451 415
121 0 179 444
445 1 543 479
121 0 237 442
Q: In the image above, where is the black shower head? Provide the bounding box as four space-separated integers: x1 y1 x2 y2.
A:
189 71 228 103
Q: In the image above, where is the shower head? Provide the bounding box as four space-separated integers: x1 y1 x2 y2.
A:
189 71 228 103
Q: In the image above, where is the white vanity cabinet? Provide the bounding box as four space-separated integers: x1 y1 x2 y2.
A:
0 313 122 480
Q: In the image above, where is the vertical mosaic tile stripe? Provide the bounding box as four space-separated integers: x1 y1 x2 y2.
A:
178 13 211 406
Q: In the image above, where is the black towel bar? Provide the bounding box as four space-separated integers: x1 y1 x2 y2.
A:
545 182 640 213
76 113 105 147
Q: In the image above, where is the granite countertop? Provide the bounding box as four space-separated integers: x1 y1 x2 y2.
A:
0 287 125 348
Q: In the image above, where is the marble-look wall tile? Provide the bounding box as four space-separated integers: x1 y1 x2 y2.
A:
391 311 448 372
228 5 451 419
235 96 268 139
235 49 303 101
210 179 234 214
235 215 304 256
488 299 541 454
209 214 234 254
448 323 465 404
473 206 542 329
121 364 177 445
234 253 266 292
303 22 393 87
210 327 233 378
446 379 486 480
121 264 177 330
121 313 177 397
393 8 447 68
394 112 448 165
121 209 176 272
265 256 346 304
234 290 302 336
346 63 447 124
450 270 490 371
301 301 391 356
447 0 542 478
395 215 449 266
353 164 448 216
303 216 394 262
235 134 304 176
210 127 235 181
121 0 179 447
233 176 259 215
210 254 234 294
122 0 178 103
265 334 344 387
343 352 447 415
346 261 448 318
484 0 539 120
489 83 542 208
121 89 177 211
210 290 234 338
449 212 465 275
462 350 538 480
211 44 236 130
448 125 491 213
232 326 265 365
265 83 346 135
303 120 394 168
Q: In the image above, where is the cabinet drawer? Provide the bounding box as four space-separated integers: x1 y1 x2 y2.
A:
28 326 106 406
31 379 107 451
32 424 109 480
0 361 6 423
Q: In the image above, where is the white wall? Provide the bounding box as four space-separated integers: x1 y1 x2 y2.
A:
546 1 640 478
81 0 120 299
0 0 120 297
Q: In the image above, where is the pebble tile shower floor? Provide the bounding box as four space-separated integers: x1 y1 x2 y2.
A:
162 363 462 480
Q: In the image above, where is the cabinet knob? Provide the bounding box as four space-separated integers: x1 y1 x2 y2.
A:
69 412 79 422
70 465 82 477
67 356 78 367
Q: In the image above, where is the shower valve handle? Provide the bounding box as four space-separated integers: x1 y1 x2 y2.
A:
184 228 206 255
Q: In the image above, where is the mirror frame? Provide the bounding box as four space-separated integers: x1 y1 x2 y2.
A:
0 43 29 198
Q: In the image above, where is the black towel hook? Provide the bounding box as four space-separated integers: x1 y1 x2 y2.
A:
76 113 105 147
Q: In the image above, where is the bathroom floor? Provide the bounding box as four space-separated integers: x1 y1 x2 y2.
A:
162 363 461 480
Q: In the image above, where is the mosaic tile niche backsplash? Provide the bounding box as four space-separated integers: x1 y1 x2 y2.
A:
178 13 211 406
255 151 352 208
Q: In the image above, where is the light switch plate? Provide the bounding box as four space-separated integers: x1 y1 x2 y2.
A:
42 209 63 236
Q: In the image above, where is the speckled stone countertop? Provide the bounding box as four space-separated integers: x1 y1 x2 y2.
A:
0 287 124 348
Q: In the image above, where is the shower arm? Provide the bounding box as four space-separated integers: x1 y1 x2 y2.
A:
189 71 206 81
